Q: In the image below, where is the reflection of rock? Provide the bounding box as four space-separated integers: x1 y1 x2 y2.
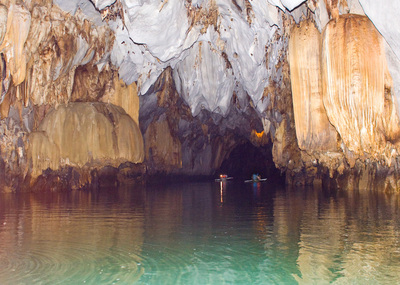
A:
0 188 145 282
293 193 346 284
270 186 400 284
28 102 144 179
289 19 337 152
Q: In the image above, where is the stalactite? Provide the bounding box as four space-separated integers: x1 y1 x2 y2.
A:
322 14 400 158
100 75 140 126
0 4 7 46
0 4 7 105
0 4 31 86
289 19 337 152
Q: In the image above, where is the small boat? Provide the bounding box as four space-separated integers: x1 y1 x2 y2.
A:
245 178 267 183
215 174 233 182
245 174 267 183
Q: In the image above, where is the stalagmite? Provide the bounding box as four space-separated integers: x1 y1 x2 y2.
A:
322 14 400 157
289 19 337 152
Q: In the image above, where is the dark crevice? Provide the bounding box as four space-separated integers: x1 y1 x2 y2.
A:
216 141 284 183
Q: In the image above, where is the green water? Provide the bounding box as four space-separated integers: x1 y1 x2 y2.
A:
1 181 400 284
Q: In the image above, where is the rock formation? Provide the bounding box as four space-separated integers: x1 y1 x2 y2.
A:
322 14 400 160
29 102 144 176
289 19 338 152
1 0 400 191
27 102 144 189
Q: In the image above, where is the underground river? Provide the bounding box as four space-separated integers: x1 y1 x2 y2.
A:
1 181 400 284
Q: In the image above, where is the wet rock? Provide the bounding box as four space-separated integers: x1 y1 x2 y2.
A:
144 119 182 171
100 75 140 126
140 68 268 177
1 1 400 191
0 2 115 107
322 14 400 159
0 112 29 192
289 19 338 152
28 102 144 180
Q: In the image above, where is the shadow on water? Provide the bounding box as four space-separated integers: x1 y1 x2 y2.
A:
0 180 400 284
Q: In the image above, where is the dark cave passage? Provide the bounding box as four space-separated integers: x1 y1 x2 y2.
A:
216 142 284 183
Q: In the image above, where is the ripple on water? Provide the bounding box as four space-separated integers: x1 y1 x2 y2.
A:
135 235 268 285
0 240 144 284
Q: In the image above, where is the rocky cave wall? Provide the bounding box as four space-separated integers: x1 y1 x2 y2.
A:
1 0 400 192
288 6 400 190
139 67 270 178
0 0 147 191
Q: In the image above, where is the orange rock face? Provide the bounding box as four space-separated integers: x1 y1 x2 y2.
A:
28 102 144 178
0 2 114 108
289 19 338 152
0 4 30 86
322 14 400 159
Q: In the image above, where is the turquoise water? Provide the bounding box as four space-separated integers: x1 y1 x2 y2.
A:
1 181 400 284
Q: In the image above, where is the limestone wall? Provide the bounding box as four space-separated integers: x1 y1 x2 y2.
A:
289 19 338 152
286 13 400 187
322 14 400 160
28 102 144 178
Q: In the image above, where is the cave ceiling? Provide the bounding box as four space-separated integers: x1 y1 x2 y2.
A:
1 0 399 118
47 0 400 117
54 0 295 116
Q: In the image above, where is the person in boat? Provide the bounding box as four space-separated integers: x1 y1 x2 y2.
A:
252 173 261 182
215 174 232 182
245 174 266 183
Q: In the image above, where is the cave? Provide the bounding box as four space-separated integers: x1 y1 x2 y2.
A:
216 141 283 183
2 1 400 283
0 0 400 192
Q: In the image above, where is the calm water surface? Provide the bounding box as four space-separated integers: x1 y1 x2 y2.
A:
1 181 400 284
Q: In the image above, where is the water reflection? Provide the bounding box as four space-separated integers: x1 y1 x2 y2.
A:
270 187 400 284
0 182 400 284
0 186 146 284
220 181 226 203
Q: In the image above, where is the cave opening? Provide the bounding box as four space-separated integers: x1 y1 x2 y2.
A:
216 141 284 183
